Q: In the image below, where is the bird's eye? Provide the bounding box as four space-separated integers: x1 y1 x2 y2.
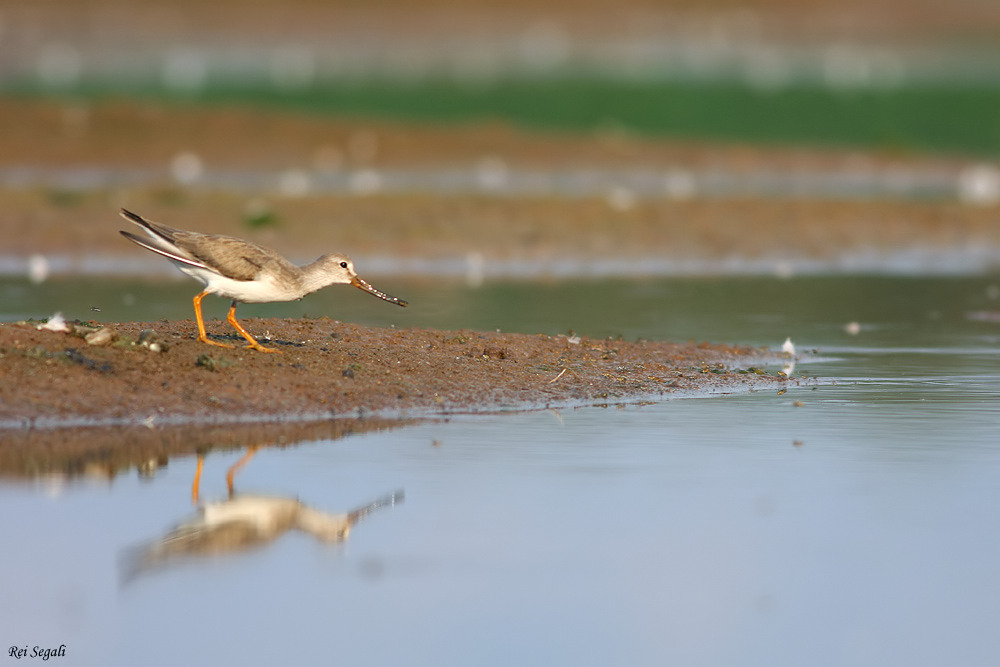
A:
340 261 348 269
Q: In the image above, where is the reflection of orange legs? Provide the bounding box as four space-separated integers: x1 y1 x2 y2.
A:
193 291 235 349
191 455 204 505
192 447 258 503
226 446 260 497
226 301 281 353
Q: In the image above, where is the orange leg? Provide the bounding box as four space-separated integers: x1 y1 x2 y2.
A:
191 455 204 505
225 446 259 497
226 301 281 353
193 291 235 348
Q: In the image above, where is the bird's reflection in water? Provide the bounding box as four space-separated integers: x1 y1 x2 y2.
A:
120 446 403 583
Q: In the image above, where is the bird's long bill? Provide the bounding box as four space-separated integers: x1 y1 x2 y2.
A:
351 276 408 307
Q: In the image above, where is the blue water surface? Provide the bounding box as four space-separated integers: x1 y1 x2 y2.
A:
1 274 999 666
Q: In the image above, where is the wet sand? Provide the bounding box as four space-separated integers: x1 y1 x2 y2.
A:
0 315 788 475
0 317 784 426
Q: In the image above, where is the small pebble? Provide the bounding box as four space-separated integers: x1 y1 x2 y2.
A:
85 327 116 346
138 329 169 353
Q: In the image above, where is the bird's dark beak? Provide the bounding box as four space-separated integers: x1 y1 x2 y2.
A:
351 277 408 307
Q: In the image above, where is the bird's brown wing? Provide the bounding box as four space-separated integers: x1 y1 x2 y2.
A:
171 233 277 282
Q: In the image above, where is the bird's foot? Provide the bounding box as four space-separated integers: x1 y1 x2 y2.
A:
245 342 283 353
198 336 236 349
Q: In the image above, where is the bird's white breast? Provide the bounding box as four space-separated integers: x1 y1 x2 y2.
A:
174 262 300 303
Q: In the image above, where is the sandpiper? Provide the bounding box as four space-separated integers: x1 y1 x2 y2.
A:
119 208 407 352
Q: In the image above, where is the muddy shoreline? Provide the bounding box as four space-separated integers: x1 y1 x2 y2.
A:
0 317 789 475
1 317 786 423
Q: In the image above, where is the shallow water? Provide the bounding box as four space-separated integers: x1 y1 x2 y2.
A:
2 274 1000 666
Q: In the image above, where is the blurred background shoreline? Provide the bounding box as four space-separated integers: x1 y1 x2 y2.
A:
4 0 1000 281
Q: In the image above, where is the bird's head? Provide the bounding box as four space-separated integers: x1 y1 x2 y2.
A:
315 253 408 307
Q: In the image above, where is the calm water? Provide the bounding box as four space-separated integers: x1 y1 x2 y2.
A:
2 274 1000 666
